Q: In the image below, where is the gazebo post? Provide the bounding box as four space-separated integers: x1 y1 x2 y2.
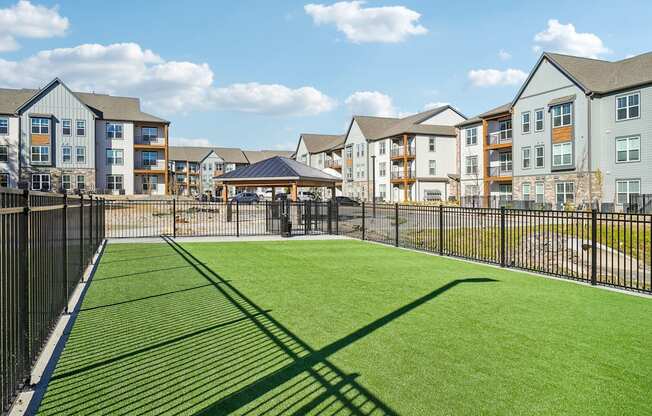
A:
223 184 228 202
271 187 276 201
291 183 298 202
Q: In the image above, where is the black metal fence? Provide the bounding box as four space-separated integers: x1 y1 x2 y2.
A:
0 188 104 413
336 203 652 294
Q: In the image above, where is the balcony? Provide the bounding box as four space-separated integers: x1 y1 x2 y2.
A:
390 146 416 160
390 169 416 182
487 130 512 146
486 166 513 179
134 136 166 149
327 159 342 169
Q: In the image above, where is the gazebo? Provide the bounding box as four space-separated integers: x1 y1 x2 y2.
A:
215 156 339 202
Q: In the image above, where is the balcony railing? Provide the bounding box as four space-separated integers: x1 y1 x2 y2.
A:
390 146 416 158
135 136 165 146
391 169 416 180
487 130 512 145
487 166 513 177
327 159 342 169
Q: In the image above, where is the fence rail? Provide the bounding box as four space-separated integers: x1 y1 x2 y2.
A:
0 188 103 413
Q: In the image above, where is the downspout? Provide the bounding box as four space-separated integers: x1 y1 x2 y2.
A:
587 92 594 205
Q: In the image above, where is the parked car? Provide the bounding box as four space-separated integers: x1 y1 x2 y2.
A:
330 196 360 206
298 191 318 201
275 193 289 201
230 192 259 204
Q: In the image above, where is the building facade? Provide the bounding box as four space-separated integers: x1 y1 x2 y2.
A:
294 134 344 197
0 78 169 195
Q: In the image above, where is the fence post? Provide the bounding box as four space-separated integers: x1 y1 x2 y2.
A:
80 194 84 282
439 204 444 255
335 202 339 235
361 202 366 240
89 195 94 262
19 189 30 373
394 203 399 247
327 201 333 234
236 200 240 237
500 206 506 267
63 193 69 313
591 209 597 285
172 198 177 238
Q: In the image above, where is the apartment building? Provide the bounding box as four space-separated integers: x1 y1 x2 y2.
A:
511 52 652 208
295 133 344 197
0 78 170 194
457 116 483 199
340 106 465 202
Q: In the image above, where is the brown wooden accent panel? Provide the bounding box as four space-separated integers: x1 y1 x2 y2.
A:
552 126 572 143
31 134 50 145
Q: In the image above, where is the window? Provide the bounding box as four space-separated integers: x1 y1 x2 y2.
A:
522 182 531 201
616 92 640 121
62 119 71 136
535 182 544 203
522 147 531 169
465 127 477 146
552 103 572 127
521 111 531 133
0 117 8 135
534 109 544 132
499 152 512 173
31 117 50 134
379 162 386 177
143 151 158 166
77 175 85 190
556 182 574 204
300 154 307 164
356 143 365 157
429 160 436 176
428 138 436 152
107 175 123 191
0 145 7 162
552 142 573 167
76 147 86 163
76 120 86 136
106 149 124 165
379 184 386 199
465 185 479 196
31 174 50 191
107 122 123 139
62 146 72 163
346 167 353 180
216 162 223 171
499 184 512 200
535 145 544 168
616 179 640 204
379 141 386 155
142 127 158 142
424 190 442 201
142 175 158 192
62 174 71 191
616 136 640 163
31 146 49 163
345 145 353 159
0 173 8 187
499 119 512 139
465 156 478 175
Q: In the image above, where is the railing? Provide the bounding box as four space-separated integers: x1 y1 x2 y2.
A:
390 146 416 158
487 166 512 177
327 159 342 169
627 194 652 214
460 196 553 210
390 170 416 180
0 189 104 413
134 136 165 146
336 203 652 294
487 130 512 145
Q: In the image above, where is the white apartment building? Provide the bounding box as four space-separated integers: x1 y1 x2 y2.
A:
457 116 483 199
0 78 170 195
341 106 466 202
295 133 344 197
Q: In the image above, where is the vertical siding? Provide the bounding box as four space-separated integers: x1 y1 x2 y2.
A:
459 122 483 196
0 116 20 186
95 120 135 194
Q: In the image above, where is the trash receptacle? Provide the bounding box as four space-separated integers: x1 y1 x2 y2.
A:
281 213 292 237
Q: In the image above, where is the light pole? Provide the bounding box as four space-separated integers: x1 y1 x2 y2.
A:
371 155 376 218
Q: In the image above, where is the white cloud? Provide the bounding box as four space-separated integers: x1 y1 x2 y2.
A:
170 137 212 147
0 0 69 51
304 1 427 43
498 49 511 60
345 91 395 116
210 83 336 116
533 19 610 58
423 101 449 110
0 42 336 116
468 68 528 87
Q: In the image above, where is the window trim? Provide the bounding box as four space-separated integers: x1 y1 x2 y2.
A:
534 145 544 168
428 137 436 152
0 145 8 162
31 173 51 191
106 122 124 139
615 91 640 122
30 145 50 164
552 141 573 169
62 146 72 163
106 149 124 166
555 181 575 205
76 146 86 163
0 172 9 187
62 119 72 136
535 181 545 203
62 174 71 191
521 147 531 170
76 119 86 137
534 108 544 132
551 103 572 128
465 155 478 175
31 117 50 135
614 135 641 164
465 127 478 146
521 111 531 134
0 116 9 135
428 159 436 176
615 178 641 205
522 182 532 201
142 151 158 167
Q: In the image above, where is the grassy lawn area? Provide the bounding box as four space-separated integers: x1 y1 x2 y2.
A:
37 240 651 415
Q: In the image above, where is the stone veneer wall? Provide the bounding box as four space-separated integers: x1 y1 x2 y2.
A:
512 171 603 205
21 168 96 192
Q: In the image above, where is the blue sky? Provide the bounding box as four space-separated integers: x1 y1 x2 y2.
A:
0 0 650 150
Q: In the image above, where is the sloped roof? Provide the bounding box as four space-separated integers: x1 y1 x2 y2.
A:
243 150 294 164
217 156 339 183
213 147 249 164
350 105 462 141
456 116 482 127
545 52 652 94
168 146 214 162
300 134 346 154
478 103 511 119
0 79 168 123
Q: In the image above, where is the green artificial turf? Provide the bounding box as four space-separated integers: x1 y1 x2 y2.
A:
37 239 652 415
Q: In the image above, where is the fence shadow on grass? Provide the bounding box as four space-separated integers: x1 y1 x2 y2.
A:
36 238 496 415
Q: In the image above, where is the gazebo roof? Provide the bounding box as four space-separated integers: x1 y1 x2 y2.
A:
216 156 339 184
